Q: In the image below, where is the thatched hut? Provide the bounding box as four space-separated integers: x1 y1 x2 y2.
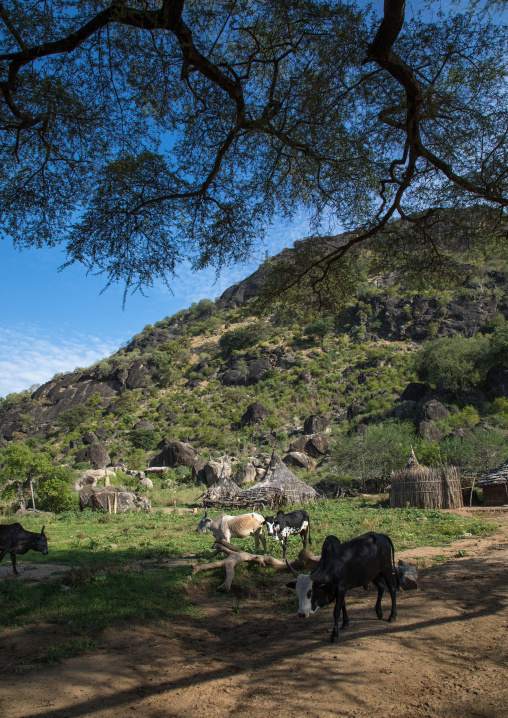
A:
202 474 241 505
201 460 242 506
235 452 318 507
476 460 508 506
390 449 463 509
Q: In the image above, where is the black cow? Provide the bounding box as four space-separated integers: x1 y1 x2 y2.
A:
264 510 311 559
287 532 399 642
0 523 49 575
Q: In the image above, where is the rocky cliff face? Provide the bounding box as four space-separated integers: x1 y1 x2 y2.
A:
341 276 506 343
0 359 156 440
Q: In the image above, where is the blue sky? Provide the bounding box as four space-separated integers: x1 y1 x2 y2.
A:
0 217 311 398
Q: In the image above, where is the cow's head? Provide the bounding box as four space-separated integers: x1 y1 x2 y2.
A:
311 581 336 612
37 526 49 555
196 512 212 534
286 560 319 618
264 516 279 539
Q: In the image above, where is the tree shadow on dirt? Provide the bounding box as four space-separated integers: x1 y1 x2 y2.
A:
7 552 507 718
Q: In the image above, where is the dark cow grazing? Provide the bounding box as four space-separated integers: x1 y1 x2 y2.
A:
0 523 49 575
264 510 311 559
286 532 399 642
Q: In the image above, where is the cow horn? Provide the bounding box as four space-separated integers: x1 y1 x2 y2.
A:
310 562 323 580
41 525 45 534
285 559 300 579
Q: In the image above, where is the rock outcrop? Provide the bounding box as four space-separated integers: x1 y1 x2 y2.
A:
150 441 202 469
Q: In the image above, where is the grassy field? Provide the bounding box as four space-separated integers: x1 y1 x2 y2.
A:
0 495 498 665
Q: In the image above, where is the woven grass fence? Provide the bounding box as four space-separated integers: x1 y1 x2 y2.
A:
390 466 463 509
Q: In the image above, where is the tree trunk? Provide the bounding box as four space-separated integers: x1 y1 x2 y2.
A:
191 539 301 590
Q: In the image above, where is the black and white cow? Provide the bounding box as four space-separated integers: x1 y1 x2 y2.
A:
286 532 399 642
0 523 49 575
264 509 311 559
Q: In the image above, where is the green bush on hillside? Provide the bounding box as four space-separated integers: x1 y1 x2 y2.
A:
128 429 159 450
219 322 274 355
414 331 498 390
57 404 94 431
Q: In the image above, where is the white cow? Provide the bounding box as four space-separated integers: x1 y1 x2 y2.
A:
196 512 267 553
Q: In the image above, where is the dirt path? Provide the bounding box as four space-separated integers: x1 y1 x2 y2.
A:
0 515 507 718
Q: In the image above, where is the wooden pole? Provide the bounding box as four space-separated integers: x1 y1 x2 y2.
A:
113 493 117 514
30 477 36 510
107 496 111 514
469 477 476 507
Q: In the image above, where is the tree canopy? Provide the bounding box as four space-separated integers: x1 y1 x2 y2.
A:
1 0 508 298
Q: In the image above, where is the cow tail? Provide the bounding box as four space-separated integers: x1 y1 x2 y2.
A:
308 517 312 546
388 535 403 593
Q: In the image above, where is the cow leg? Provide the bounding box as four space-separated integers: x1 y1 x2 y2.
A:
372 577 385 619
301 528 307 549
331 587 347 642
381 569 397 622
10 552 19 575
254 529 266 554
260 530 266 554
340 598 349 630
281 537 287 560
0 547 8 565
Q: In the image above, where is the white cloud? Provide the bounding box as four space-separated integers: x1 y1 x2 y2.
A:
0 325 119 397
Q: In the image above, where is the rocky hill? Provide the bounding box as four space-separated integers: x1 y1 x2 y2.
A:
1 229 508 503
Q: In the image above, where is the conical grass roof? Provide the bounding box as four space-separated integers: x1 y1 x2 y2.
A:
237 452 318 505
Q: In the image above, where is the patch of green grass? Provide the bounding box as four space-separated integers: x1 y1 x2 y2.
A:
41 637 98 664
432 555 448 566
0 564 195 632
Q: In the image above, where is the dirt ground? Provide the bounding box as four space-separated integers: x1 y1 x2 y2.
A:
0 510 507 718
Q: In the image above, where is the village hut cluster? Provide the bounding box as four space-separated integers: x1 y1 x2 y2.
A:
202 445 508 514
202 452 318 510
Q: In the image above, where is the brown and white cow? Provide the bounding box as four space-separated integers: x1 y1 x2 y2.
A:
196 512 266 553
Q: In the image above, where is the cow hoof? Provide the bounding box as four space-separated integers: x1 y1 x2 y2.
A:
388 616 396 623
376 612 383 620
330 636 338 643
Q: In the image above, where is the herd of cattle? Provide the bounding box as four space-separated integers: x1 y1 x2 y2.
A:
0 510 399 643
197 509 399 642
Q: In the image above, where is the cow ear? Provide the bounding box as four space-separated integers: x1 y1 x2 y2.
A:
41 525 45 534
286 581 297 590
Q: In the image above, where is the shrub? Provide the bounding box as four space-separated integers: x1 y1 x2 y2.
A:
37 466 77 512
128 429 159 450
85 391 104 407
332 421 415 482
414 326 508 390
57 404 94 431
414 334 490 390
304 317 335 347
219 321 274 355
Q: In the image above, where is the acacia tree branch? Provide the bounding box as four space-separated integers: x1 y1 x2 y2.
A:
366 0 508 206
0 1 246 130
0 2 25 50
